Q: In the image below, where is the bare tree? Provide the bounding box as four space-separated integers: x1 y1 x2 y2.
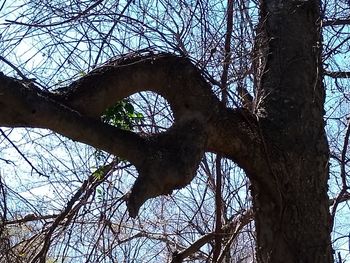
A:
0 0 349 262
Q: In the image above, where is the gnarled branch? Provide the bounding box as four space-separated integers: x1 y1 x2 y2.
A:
0 53 262 217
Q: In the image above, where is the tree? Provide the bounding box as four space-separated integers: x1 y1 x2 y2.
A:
0 0 349 262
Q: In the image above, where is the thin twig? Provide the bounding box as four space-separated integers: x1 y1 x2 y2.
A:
324 70 350 79
30 162 115 263
0 129 48 178
171 209 254 263
5 0 103 28
330 120 350 229
323 19 350 27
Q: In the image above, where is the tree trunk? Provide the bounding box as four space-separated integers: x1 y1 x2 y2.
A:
252 1 333 262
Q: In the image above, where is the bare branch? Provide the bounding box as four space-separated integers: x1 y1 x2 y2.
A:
30 163 115 263
0 72 147 166
5 0 104 28
0 53 262 217
171 209 254 263
0 129 47 177
324 71 350 79
323 19 350 27
5 214 58 225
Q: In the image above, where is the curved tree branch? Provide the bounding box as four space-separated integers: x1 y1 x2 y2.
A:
0 53 263 217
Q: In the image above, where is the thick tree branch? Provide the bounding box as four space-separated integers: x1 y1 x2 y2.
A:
54 53 262 169
0 54 263 217
53 53 218 120
0 73 147 166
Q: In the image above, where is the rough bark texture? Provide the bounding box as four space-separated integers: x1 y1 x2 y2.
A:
251 1 333 262
0 0 333 261
0 56 262 217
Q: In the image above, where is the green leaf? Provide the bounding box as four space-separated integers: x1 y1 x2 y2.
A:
92 167 105 180
124 102 135 114
101 99 144 130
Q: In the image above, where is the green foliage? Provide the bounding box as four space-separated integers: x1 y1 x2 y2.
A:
92 167 106 201
101 99 144 130
92 166 105 180
96 187 104 201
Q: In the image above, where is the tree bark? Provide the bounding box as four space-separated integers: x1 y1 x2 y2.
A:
0 56 262 218
251 1 333 262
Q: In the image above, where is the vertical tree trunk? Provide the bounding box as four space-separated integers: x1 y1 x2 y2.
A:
252 1 333 262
